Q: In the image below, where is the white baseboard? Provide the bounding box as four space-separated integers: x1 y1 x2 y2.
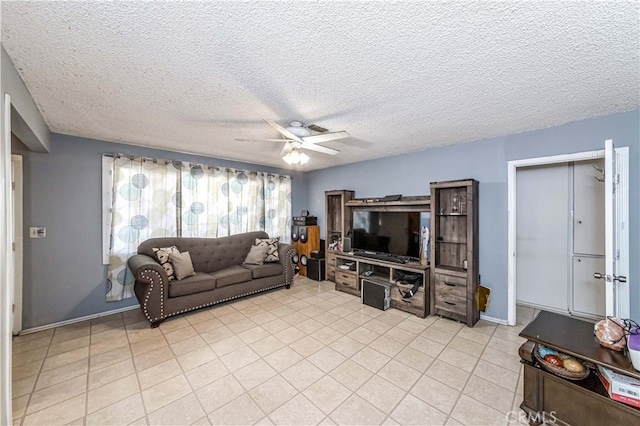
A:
480 313 509 325
19 305 140 335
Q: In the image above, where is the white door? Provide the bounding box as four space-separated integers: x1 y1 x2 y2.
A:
599 139 629 318
515 164 570 312
571 159 605 319
1 93 13 426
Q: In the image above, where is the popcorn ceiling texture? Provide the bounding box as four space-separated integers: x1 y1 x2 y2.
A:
2 1 638 170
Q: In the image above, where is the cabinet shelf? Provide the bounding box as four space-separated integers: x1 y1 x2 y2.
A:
359 272 389 282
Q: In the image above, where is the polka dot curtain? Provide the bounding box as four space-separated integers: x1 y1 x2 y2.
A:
106 157 292 302
107 157 179 302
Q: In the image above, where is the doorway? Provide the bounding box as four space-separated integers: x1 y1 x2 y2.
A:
11 154 23 335
507 146 630 326
515 159 606 320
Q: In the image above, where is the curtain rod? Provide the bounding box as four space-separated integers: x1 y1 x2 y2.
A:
102 153 292 179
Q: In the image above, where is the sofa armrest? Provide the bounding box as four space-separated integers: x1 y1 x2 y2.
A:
128 254 169 325
278 243 296 287
129 254 166 280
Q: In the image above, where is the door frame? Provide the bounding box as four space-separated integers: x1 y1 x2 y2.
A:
507 147 629 326
11 154 23 334
1 94 13 425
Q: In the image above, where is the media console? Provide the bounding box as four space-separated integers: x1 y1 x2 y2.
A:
329 250 430 318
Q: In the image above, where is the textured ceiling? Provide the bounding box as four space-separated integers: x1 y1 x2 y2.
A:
2 1 639 171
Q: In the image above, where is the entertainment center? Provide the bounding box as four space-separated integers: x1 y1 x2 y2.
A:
333 251 430 317
324 180 479 323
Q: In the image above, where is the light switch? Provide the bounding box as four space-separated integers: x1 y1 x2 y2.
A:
29 227 46 238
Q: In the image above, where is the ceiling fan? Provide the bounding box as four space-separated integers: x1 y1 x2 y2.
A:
236 120 349 164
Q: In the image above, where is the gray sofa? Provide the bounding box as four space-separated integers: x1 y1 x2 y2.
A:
128 231 295 327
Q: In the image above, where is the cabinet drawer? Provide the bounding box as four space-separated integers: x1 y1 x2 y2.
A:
435 294 466 316
326 252 337 266
336 271 357 289
434 273 466 299
327 269 336 281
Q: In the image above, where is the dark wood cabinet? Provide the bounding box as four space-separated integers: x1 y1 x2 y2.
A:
430 179 479 326
519 311 640 425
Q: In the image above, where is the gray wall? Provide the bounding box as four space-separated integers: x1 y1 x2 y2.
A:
306 110 640 322
15 134 307 329
14 110 640 328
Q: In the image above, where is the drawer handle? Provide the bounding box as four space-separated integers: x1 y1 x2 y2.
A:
444 282 456 287
445 301 456 306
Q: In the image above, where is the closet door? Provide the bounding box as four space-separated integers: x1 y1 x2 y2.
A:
516 164 570 312
571 159 605 318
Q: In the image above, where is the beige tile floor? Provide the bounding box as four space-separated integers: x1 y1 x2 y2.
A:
12 277 536 426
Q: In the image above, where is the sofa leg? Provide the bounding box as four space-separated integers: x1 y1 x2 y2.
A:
150 319 164 328
285 284 291 289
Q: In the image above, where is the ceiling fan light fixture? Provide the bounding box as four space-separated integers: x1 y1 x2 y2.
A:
298 151 310 164
282 147 309 165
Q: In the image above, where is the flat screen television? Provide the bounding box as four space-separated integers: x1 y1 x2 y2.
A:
351 210 429 259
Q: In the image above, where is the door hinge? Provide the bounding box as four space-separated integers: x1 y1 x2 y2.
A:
12 242 15 251
12 182 16 190
12 304 15 313
616 249 620 260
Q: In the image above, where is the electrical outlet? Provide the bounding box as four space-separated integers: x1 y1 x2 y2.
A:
29 227 46 238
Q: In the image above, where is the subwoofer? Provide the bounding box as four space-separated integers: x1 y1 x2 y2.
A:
307 258 326 281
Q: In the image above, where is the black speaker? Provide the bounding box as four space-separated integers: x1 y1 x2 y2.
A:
300 254 308 266
292 253 299 264
343 237 352 252
291 225 299 242
299 226 308 243
307 258 326 281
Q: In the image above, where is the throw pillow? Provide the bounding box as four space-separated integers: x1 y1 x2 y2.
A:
152 245 180 281
255 237 280 263
243 244 270 265
169 251 196 280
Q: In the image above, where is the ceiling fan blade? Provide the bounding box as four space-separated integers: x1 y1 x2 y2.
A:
302 131 350 144
280 143 292 157
265 120 303 143
301 142 340 155
235 139 290 143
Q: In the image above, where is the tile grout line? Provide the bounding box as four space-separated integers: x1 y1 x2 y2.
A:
439 320 499 425
13 279 526 426
123 311 152 425
18 322 88 424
